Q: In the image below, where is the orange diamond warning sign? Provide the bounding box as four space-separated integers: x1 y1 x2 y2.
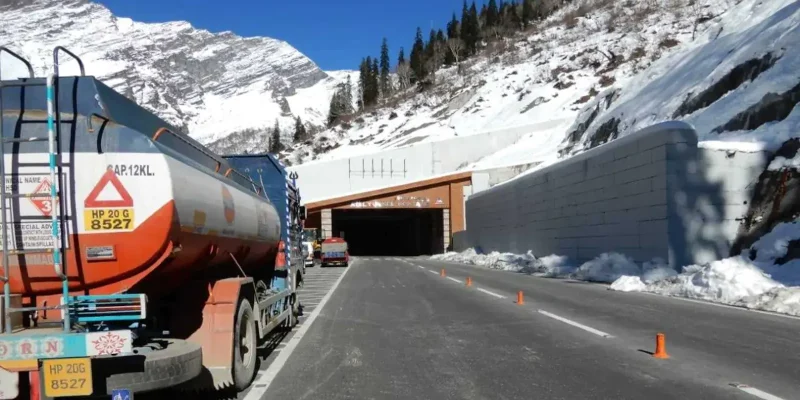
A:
29 178 53 216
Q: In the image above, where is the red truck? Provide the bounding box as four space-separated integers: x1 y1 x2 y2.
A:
320 237 350 267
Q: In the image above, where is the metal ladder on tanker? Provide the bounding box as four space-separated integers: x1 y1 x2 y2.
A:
0 46 86 334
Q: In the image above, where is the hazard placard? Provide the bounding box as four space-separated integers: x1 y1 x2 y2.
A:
84 169 132 208
29 178 53 216
83 169 134 232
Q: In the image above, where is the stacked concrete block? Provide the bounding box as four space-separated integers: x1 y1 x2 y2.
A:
464 121 770 270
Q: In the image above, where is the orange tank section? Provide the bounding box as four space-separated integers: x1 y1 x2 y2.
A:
1 200 279 301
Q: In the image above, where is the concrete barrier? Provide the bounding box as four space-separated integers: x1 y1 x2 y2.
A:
462 121 769 269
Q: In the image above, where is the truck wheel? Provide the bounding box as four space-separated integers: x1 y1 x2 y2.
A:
233 298 257 391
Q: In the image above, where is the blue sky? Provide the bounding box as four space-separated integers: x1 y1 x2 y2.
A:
98 0 484 71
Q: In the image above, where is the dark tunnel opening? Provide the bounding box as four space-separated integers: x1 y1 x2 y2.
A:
332 209 444 256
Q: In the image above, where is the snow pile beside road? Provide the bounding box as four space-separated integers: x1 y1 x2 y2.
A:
610 220 800 316
435 238 800 315
433 249 673 282
572 253 677 283
611 256 800 316
431 249 572 275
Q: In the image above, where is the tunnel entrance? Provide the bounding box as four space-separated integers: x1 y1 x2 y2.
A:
332 209 444 256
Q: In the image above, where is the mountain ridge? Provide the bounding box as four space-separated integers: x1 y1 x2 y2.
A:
0 0 351 148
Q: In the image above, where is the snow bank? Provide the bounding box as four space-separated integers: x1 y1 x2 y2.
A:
431 248 573 276
610 219 800 316
433 249 674 283
436 219 800 316
572 253 677 283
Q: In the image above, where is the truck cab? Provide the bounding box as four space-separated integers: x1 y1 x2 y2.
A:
320 237 350 267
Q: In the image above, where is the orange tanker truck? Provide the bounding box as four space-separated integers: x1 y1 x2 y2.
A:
0 47 305 399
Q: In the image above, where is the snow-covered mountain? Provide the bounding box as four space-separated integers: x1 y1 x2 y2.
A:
0 0 354 150
286 0 799 175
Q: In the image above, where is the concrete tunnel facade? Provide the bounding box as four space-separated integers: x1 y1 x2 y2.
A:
303 172 472 256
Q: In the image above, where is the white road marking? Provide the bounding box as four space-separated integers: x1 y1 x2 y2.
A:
446 277 463 284
417 265 425 269
243 260 355 400
476 288 506 299
428 270 439 275
730 383 786 400
537 310 614 338
640 292 800 321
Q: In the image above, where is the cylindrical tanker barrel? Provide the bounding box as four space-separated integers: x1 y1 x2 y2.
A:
0 76 282 299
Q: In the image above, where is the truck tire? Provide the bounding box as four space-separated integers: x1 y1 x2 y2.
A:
102 339 202 393
233 298 257 391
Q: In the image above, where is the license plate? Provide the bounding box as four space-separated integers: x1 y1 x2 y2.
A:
43 358 93 397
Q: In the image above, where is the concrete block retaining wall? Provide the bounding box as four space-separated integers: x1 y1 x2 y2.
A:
463 121 770 269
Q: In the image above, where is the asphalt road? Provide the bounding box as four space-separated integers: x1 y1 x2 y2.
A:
254 257 798 400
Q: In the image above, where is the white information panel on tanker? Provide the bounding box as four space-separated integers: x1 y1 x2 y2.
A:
2 173 71 250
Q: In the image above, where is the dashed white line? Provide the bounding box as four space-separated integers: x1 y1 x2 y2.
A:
537 310 614 338
243 260 355 400
428 270 439 275
417 265 425 269
730 383 786 400
446 277 463 284
476 288 505 299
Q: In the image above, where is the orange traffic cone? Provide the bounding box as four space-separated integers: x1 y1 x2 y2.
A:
466 276 473 287
440 268 446 277
653 333 670 359
516 291 524 305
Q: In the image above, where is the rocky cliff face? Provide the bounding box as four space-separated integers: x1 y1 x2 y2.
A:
0 0 343 147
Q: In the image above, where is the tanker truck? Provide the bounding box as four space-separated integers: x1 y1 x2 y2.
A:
0 47 305 399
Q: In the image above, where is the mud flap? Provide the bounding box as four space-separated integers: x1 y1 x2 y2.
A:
182 278 252 391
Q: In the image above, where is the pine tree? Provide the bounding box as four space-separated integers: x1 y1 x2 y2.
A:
343 75 354 114
460 1 480 55
409 27 427 82
460 1 472 53
269 120 282 153
397 47 406 65
425 29 437 60
487 0 499 27
364 56 373 106
379 38 391 97
293 116 307 142
370 58 380 103
327 91 340 127
522 0 533 27
447 13 460 40
358 58 368 110
506 0 521 31
469 1 480 51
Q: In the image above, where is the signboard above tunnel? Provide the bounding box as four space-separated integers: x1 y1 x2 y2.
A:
340 185 450 210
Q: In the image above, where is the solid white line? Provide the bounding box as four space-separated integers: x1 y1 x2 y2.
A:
731 384 786 400
243 260 355 400
537 310 614 338
446 277 463 284
428 270 439 275
477 288 505 299
640 292 800 321
417 265 425 269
